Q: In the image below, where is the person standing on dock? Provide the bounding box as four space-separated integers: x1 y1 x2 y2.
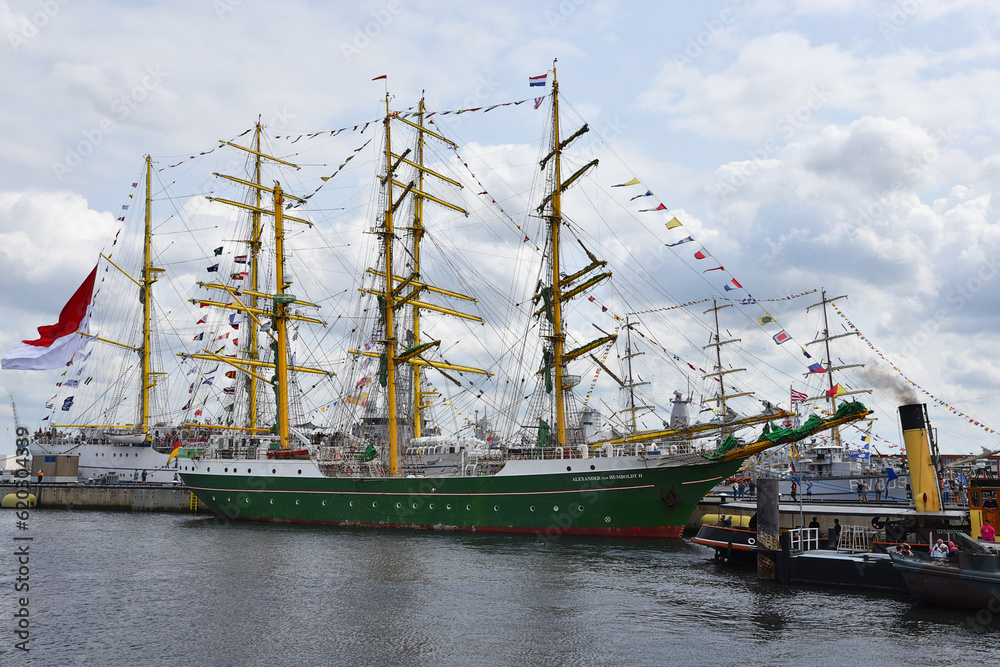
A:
37 469 44 484
806 480 814 501
874 478 883 504
856 480 867 502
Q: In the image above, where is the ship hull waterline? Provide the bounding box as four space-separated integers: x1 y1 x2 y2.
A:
179 456 744 539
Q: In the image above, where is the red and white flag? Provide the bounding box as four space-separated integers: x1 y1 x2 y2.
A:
790 389 808 404
2 265 98 371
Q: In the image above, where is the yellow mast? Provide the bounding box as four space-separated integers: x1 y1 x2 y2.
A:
248 121 263 433
382 90 400 475
140 154 163 441
550 64 567 447
412 95 426 439
272 184 290 449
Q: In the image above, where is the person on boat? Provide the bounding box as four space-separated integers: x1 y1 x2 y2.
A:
947 541 958 558
984 493 998 510
723 515 733 528
37 469 43 485
833 518 842 539
141 470 147 484
898 544 914 556
982 520 997 542
929 539 947 558
748 478 756 499
748 513 757 532
874 478 884 503
790 480 797 501
806 480 814 501
808 516 820 530
856 480 868 503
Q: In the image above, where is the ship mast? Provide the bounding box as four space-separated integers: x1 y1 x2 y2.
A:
139 154 165 441
535 61 610 447
186 130 328 438
380 89 402 473
702 298 750 434
805 289 865 448
622 316 650 432
349 85 490 474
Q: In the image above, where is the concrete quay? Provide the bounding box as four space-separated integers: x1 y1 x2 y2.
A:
0 482 205 514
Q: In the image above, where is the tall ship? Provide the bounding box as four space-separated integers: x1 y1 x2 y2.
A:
16 156 184 483
176 69 871 536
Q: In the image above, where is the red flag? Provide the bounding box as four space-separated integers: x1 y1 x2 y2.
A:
694 249 707 260
2 265 98 370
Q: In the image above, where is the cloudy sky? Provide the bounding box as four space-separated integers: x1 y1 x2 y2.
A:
2 0 1000 457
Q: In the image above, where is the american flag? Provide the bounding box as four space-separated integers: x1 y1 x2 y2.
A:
790 389 808 404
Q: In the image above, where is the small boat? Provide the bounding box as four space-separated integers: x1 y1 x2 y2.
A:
890 533 1000 609
691 513 759 563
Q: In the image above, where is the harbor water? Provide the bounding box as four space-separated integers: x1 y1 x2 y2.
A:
3 510 1000 666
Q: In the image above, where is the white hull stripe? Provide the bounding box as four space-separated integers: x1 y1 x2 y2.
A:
681 475 723 485
188 483 655 496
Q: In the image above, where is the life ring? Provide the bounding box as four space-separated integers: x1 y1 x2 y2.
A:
333 451 343 462
748 537 756 545
346 466 353 473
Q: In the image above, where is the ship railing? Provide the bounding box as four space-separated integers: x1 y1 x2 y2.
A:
789 527 821 553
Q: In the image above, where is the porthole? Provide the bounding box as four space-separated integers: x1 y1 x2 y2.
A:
412 503 418 509
590 465 596 471
578 505 584 512
225 468 229 473
270 499 274 504
446 504 452 510
553 505 559 512
322 501 326 506
272 469 276 474
295 500 299 505
466 504 471 510
396 502 402 509
245 498 250 503
605 516 611 523
429 504 434 510
207 467 211 472
566 466 571 471
297 469 302 475
211 495 216 501
530 506 536 512
350 501 354 507
493 505 499 511
372 502 377 508
748 537 756 545
247 469 251 474
227 497 231 502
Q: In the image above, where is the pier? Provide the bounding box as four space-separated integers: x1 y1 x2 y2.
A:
0 482 205 514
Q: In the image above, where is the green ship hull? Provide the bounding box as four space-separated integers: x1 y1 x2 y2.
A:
180 456 743 538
